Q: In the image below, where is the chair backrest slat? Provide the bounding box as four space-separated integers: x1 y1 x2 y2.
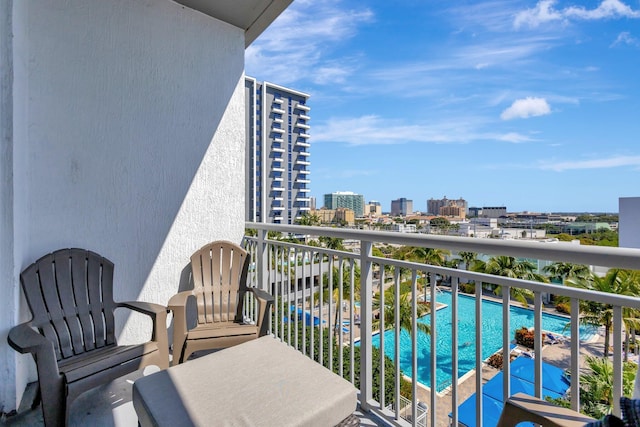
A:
70 251 96 351
85 253 106 347
20 249 118 361
190 241 249 325
53 251 85 355
37 254 75 359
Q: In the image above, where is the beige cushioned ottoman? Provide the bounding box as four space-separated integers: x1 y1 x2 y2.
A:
133 336 357 427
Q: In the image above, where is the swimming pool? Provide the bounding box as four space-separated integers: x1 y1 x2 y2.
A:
370 291 595 392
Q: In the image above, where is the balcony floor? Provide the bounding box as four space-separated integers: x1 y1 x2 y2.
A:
3 367 384 427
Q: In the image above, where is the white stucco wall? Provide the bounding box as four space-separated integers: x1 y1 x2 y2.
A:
2 0 246 411
620 197 640 249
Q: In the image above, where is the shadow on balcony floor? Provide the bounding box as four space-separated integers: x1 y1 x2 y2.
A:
2 367 384 427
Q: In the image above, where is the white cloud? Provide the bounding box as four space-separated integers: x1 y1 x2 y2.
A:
564 0 640 20
514 0 564 29
514 0 640 29
611 32 640 47
498 132 535 143
539 155 640 171
312 115 534 145
245 2 373 85
500 97 551 120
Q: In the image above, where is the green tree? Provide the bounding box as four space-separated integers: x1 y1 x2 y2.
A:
405 246 450 300
543 262 590 284
429 217 450 233
319 236 345 251
373 289 431 335
322 264 361 328
578 356 636 418
457 251 478 270
568 269 639 357
481 256 547 305
275 323 413 403
296 212 322 226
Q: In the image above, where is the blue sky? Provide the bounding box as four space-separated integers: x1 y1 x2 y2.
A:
246 0 640 214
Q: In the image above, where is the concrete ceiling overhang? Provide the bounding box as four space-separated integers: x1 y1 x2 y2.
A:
172 0 293 47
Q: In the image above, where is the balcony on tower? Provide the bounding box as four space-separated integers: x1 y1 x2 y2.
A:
295 121 310 130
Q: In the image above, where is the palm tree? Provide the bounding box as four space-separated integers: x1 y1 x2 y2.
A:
456 251 478 271
296 212 321 226
567 269 638 357
482 256 547 305
373 289 430 335
323 264 360 329
543 262 590 284
619 270 640 359
319 236 345 251
579 356 637 418
405 246 450 300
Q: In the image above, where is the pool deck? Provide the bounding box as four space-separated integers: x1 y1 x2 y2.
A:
329 288 610 426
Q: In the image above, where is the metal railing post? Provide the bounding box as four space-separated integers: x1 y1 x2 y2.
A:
613 306 623 417
570 298 581 411
257 229 268 292
359 240 373 411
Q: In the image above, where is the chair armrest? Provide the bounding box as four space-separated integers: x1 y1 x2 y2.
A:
167 291 193 336
250 287 274 304
167 290 193 309
8 322 60 377
248 288 274 336
118 301 167 317
117 301 169 369
167 291 195 366
8 322 51 355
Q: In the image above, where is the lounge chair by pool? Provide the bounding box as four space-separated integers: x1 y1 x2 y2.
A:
546 332 567 345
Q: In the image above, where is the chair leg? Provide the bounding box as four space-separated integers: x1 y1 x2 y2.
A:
39 379 66 427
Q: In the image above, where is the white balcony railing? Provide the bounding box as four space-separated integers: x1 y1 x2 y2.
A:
244 223 640 426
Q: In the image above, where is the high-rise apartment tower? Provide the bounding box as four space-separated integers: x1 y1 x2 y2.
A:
391 198 413 216
245 78 311 224
324 192 365 217
427 197 467 216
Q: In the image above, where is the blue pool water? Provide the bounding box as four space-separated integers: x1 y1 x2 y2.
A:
369 291 595 392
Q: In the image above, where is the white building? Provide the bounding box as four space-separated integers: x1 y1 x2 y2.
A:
0 0 291 414
620 197 640 249
245 79 311 224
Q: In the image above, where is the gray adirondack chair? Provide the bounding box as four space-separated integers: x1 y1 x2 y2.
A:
7 248 169 426
169 241 273 365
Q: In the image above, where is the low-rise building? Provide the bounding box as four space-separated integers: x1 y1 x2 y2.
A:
312 208 355 226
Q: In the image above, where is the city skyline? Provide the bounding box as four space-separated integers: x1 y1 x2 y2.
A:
246 1 640 213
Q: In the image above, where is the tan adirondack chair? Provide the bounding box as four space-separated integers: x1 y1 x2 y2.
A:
169 241 273 365
7 248 169 427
